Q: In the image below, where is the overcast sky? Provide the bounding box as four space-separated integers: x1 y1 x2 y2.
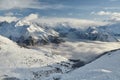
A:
0 0 120 21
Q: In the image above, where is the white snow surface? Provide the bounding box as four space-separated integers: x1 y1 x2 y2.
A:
62 50 120 80
0 14 120 80
0 35 67 80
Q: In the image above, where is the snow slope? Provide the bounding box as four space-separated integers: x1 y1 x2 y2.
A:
0 35 68 80
62 50 120 80
0 14 120 80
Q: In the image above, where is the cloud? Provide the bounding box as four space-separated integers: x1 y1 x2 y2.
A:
21 14 108 29
104 7 120 10
92 11 120 17
0 0 39 10
4 12 14 16
91 11 112 16
96 11 111 16
0 0 66 10
92 11 120 22
0 16 18 22
0 13 108 28
110 0 118 2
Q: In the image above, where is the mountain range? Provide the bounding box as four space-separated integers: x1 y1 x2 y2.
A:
0 14 120 80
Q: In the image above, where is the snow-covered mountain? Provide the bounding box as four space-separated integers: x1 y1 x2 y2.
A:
0 14 61 46
0 35 75 80
103 22 120 41
1 0 120 79
0 14 120 80
0 14 119 47
1 34 120 80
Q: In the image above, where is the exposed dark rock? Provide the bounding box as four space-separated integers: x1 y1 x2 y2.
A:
53 77 61 80
69 59 80 62
72 60 85 69
17 35 65 47
2 77 20 80
49 36 65 44
32 67 63 79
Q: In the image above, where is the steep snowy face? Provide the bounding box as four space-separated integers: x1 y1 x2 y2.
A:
16 21 59 44
0 16 59 46
96 26 120 42
106 23 120 35
99 23 120 41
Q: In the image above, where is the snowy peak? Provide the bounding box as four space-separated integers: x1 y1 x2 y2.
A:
15 14 39 26
85 27 118 42
0 14 119 46
0 17 60 46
